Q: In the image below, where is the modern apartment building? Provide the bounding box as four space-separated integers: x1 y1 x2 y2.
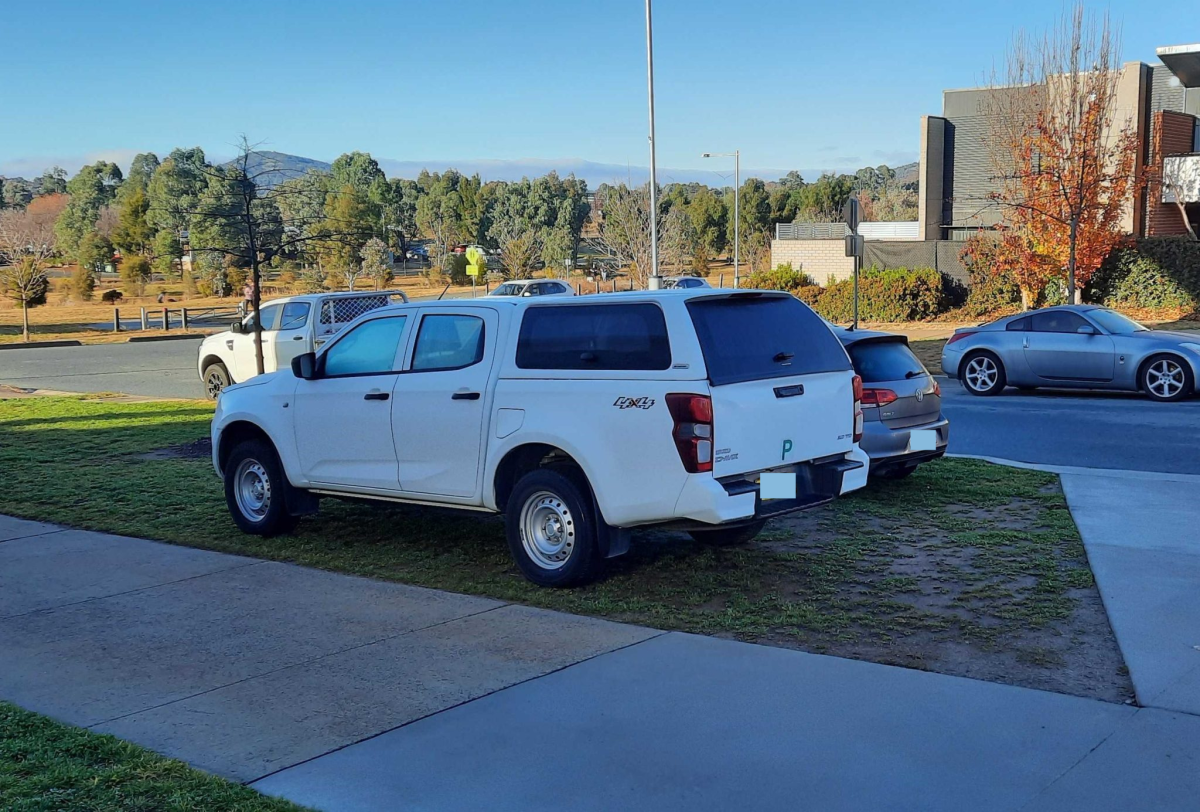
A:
917 44 1200 242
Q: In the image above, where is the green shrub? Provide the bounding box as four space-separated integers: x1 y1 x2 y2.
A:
744 263 815 291
70 264 96 302
1093 239 1200 311
445 253 470 285
811 267 946 322
119 255 152 296
101 289 123 304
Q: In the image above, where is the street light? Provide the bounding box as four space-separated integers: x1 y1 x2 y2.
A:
702 150 739 288
645 0 661 289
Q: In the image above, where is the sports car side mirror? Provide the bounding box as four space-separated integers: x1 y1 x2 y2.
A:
1077 325 1096 335
292 352 318 380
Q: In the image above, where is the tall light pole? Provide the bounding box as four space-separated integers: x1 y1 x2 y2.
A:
645 0 661 289
702 150 739 287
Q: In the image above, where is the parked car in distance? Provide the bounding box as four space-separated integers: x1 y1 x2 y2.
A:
211 290 870 587
662 276 712 289
835 328 948 479
197 290 408 399
942 305 1200 402
488 279 575 297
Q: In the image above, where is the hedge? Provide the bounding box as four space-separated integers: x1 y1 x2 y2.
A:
1091 238 1200 312
748 264 951 321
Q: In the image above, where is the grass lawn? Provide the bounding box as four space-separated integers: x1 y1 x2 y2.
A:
0 395 1130 701
0 702 306 811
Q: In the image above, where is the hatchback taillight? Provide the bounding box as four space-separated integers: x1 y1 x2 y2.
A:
852 375 864 444
666 393 713 473
861 387 898 407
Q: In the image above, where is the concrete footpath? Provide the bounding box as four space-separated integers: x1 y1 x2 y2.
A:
1063 473 1200 716
3 514 1200 811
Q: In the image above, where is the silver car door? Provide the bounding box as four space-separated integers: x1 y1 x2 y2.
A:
1024 311 1116 381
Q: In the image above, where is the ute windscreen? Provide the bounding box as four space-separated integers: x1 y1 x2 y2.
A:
686 295 850 386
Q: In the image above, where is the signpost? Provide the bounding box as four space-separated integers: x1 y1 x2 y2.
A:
843 196 862 330
465 245 485 298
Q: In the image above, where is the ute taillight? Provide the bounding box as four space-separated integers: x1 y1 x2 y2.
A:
861 388 898 407
666 393 713 473
852 375 864 444
946 331 976 346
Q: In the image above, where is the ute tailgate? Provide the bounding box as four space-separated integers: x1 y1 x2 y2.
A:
686 293 856 478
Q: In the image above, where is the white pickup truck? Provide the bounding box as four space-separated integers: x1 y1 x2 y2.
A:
197 290 408 398
211 290 869 586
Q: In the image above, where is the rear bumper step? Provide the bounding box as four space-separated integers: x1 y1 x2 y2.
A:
666 456 864 530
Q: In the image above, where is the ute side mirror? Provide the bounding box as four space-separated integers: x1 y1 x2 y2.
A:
292 352 318 380
230 320 245 334
1077 324 1096 335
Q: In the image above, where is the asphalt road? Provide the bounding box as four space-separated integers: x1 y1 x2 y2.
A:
0 339 207 400
2 339 1198 474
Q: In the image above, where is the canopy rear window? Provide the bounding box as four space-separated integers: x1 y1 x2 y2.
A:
686 295 850 385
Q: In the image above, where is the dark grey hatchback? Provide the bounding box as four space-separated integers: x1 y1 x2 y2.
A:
834 328 950 479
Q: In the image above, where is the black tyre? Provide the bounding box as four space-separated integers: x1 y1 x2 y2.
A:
1141 354 1194 403
506 468 600 587
877 464 918 480
960 351 1006 396
688 519 766 546
203 362 232 400
223 438 299 536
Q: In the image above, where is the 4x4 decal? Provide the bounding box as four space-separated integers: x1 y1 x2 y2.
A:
614 396 656 410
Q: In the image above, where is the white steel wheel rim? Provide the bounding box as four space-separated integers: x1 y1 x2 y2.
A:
1147 359 1185 398
234 459 271 522
965 356 998 392
520 490 576 571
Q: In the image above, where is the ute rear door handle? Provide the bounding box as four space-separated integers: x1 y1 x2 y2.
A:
452 390 481 401
364 391 390 401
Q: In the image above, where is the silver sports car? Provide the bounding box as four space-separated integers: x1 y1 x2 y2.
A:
942 305 1200 402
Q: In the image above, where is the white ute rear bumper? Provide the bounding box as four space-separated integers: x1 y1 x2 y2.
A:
671 446 869 526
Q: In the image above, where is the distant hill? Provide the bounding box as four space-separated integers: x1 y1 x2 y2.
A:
893 161 918 186
225 151 331 188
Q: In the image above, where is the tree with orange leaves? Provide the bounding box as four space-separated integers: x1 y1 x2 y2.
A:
984 3 1140 305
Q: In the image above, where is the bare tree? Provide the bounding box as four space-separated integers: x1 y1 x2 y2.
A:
984 3 1139 303
491 219 542 279
0 208 56 341
659 206 693 273
1161 159 1199 241
159 137 372 374
596 185 654 287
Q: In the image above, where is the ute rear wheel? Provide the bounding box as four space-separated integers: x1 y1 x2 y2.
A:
506 468 600 587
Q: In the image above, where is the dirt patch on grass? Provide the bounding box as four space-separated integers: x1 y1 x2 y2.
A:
643 467 1132 704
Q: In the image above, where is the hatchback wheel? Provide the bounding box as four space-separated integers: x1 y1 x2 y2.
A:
1141 355 1193 402
961 352 1006 396
506 468 600 587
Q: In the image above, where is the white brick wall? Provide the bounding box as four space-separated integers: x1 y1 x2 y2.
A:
770 239 855 285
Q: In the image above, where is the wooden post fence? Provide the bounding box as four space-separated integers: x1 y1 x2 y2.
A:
113 308 120 332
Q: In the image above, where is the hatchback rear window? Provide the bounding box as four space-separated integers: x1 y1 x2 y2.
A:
516 303 670 370
847 340 925 383
686 295 850 385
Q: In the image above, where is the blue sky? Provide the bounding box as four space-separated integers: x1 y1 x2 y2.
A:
1 0 1192 183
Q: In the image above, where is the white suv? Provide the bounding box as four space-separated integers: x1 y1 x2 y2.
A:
211 290 868 586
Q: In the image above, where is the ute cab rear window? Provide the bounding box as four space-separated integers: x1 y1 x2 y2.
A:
686 295 851 385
